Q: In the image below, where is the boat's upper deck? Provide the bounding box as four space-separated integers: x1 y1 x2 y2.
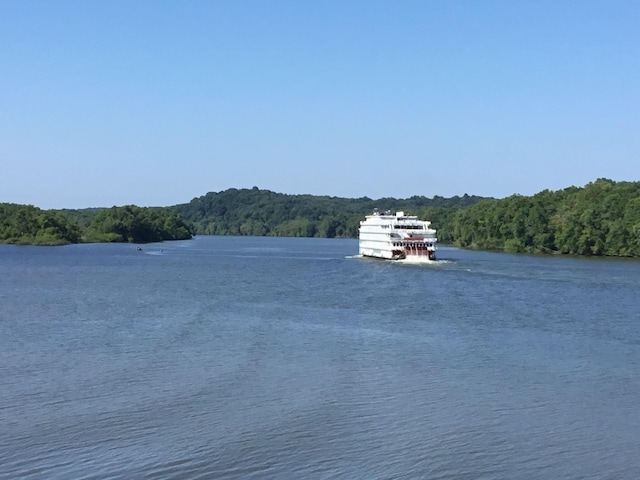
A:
360 211 435 234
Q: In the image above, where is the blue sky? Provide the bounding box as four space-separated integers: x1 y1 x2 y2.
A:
1 0 638 209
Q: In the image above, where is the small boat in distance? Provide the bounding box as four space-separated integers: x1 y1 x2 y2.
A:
359 211 437 261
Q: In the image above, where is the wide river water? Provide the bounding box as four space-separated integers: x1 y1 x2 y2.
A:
1 236 639 479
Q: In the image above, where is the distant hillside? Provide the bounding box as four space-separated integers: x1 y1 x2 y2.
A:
450 178 640 256
172 187 486 238
4 179 639 257
172 180 640 258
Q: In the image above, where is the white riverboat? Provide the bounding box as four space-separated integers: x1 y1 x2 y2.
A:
359 211 437 261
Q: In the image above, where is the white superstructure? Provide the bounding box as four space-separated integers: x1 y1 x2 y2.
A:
359 211 437 261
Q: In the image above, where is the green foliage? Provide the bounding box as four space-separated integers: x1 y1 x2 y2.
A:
82 205 194 243
173 188 483 239
5 180 637 257
0 203 81 245
451 179 640 257
0 203 193 246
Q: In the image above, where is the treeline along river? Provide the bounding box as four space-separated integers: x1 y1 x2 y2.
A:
1 236 639 479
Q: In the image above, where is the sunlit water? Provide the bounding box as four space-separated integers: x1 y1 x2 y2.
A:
1 236 639 479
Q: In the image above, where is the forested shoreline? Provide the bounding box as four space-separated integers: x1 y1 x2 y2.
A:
0 204 194 246
173 187 483 238
1 179 639 257
448 178 640 257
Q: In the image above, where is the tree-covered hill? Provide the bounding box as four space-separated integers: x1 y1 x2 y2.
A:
79 205 195 243
3 179 639 257
0 204 194 245
172 180 640 257
0 203 81 245
1 190 481 246
448 178 640 257
173 187 484 238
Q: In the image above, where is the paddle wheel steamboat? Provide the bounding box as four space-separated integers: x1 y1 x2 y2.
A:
358 211 437 261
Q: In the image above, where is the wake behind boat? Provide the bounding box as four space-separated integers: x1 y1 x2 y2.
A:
359 211 437 261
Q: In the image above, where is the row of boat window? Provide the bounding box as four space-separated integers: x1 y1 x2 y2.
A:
393 242 434 247
375 225 424 229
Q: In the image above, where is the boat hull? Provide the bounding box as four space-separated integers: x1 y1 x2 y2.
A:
359 249 436 262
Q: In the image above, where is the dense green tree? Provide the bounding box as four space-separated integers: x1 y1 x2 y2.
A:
0 203 193 245
451 179 640 257
174 188 483 239
0 203 80 245
5 180 638 257
83 205 194 243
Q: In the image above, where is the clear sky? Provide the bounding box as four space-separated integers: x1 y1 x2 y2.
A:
1 0 638 209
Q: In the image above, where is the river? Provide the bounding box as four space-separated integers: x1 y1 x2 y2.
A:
1 236 639 479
